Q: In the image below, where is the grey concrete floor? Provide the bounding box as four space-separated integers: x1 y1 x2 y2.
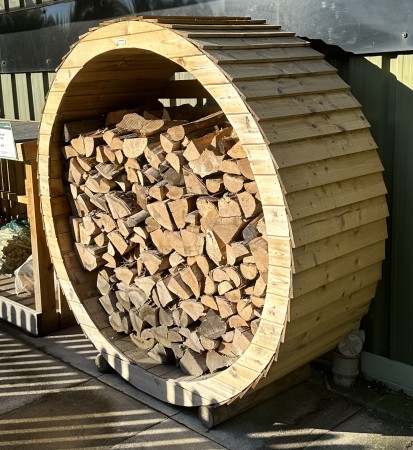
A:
1 319 413 449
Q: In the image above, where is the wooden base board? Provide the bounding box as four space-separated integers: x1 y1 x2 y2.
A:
0 275 40 335
198 363 312 428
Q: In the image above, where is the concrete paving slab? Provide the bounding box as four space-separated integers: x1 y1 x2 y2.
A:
0 341 91 416
306 408 413 449
0 379 167 450
0 330 34 357
98 372 182 418
110 418 226 449
174 381 364 450
372 391 413 422
1 323 102 378
27 327 102 378
2 320 413 450
310 363 387 408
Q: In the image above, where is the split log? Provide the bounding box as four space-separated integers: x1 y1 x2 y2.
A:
63 107 268 376
106 192 140 219
167 111 225 141
75 243 106 271
64 118 104 143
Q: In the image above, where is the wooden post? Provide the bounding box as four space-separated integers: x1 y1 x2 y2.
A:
20 141 59 334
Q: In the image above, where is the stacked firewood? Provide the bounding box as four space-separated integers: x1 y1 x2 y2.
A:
63 104 268 376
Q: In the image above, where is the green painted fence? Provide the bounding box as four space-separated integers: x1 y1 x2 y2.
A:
0 72 54 121
332 54 413 366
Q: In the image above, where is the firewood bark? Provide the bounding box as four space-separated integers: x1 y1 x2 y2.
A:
168 111 225 141
64 118 103 143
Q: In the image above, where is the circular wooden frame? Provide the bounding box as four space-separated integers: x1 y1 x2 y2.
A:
39 17 387 406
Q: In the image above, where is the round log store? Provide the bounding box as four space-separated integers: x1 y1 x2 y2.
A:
39 16 388 407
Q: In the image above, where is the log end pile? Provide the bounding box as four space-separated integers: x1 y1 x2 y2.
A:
64 104 268 377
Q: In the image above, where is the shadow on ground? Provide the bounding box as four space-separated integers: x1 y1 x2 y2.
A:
1 322 412 449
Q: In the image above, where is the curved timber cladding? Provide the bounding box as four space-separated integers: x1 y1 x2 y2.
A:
38 16 388 406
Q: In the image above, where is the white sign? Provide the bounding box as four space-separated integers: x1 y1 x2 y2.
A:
0 121 18 160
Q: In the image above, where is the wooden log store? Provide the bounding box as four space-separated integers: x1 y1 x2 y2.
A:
38 16 388 423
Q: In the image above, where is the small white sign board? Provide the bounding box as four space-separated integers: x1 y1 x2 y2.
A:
0 121 18 160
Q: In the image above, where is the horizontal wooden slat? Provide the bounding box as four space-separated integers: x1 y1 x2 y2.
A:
292 241 385 297
267 236 291 268
53 257 98 285
280 149 384 193
248 91 359 121
290 195 389 246
269 128 377 168
41 196 71 217
46 91 159 115
261 109 369 144
169 24 281 30
236 74 349 100
149 17 266 25
191 36 306 50
286 172 387 220
208 47 324 64
260 318 362 389
179 30 295 38
290 263 382 321
286 283 376 340
281 311 368 363
38 176 66 198
293 219 387 273
51 66 178 92
222 59 336 81
43 214 72 238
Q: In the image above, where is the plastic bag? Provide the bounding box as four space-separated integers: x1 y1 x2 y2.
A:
0 219 31 275
14 254 34 295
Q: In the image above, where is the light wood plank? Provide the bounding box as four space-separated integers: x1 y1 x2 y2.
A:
170 24 281 30
280 149 384 193
290 263 382 321
208 47 323 64
180 30 295 38
261 109 370 144
258 318 362 389
286 172 387 220
170 54 229 85
291 195 389 246
249 91 359 121
293 219 387 272
292 241 385 297
270 128 377 169
190 36 307 50
222 59 336 81
236 74 349 100
286 284 376 341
